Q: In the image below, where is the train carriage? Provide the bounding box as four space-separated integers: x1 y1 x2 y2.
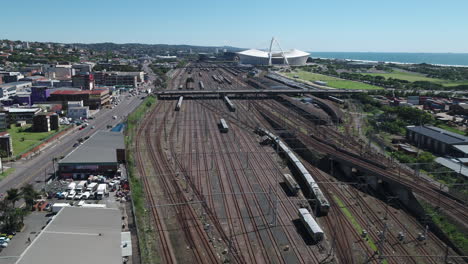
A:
283 174 300 195
175 96 183 111
219 118 229 133
298 208 324 241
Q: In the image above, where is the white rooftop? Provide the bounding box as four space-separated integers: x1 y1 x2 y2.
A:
15 207 122 264
237 49 309 58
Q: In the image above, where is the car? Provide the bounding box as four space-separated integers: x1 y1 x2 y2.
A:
89 116 94 120
45 203 52 211
0 242 8 248
55 192 62 198
66 192 76 200
59 192 68 199
79 127 84 131
73 143 79 147
91 126 95 129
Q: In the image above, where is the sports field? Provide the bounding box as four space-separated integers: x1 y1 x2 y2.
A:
363 70 468 87
285 70 382 90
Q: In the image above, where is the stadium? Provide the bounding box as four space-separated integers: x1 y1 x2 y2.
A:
237 38 310 66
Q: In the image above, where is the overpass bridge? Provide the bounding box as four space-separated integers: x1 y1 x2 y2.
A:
154 89 363 99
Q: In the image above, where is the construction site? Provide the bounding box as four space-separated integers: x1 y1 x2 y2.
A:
131 63 468 264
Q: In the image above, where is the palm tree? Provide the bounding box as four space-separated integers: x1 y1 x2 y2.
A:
6 188 21 207
20 184 39 211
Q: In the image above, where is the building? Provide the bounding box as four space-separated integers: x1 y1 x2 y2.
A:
43 64 73 80
33 112 59 132
0 81 32 100
58 131 125 179
72 72 95 90
1 72 24 83
5 107 41 124
49 89 110 110
19 75 47 83
15 207 124 264
450 103 468 115
13 93 31 106
0 132 13 157
67 106 89 120
406 125 468 156
237 49 310 66
236 38 309 66
93 71 144 87
31 86 51 104
0 113 7 129
72 63 94 73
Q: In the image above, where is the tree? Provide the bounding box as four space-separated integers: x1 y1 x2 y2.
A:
6 188 20 207
21 184 39 210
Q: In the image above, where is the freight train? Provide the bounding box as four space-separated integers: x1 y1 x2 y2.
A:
256 127 330 215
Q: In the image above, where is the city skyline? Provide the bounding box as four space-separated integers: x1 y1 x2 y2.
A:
1 0 468 53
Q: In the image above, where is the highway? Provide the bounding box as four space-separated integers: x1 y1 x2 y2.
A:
0 63 156 196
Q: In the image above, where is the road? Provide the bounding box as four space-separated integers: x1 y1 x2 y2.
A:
0 63 157 195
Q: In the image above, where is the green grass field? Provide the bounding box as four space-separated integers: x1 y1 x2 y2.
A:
363 70 468 87
8 125 60 155
285 70 382 90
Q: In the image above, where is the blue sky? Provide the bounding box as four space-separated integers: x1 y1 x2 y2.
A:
1 0 467 53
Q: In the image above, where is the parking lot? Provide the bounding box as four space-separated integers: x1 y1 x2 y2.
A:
0 166 131 263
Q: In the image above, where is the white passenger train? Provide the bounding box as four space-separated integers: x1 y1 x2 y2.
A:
223 96 236 112
298 208 324 241
175 96 183 111
219 118 229 133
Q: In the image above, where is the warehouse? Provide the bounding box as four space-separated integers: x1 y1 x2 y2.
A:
58 131 125 179
15 207 124 264
406 125 468 155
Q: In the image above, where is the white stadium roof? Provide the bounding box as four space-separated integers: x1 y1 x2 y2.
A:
237 49 310 59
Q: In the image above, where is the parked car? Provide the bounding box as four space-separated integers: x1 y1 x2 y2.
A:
59 192 68 199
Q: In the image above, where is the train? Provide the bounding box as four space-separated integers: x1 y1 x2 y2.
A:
256 127 330 215
283 174 300 195
328 96 344 104
219 118 229 133
223 96 236 112
175 96 183 111
298 208 324 241
223 76 232 85
199 81 205 90
186 77 195 90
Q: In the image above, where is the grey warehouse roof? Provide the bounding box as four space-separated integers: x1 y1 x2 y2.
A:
435 157 468 178
406 125 468 145
59 131 124 165
16 207 122 264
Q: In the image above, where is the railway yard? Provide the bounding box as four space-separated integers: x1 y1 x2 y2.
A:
132 63 468 263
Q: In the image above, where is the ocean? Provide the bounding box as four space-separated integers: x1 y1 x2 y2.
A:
310 52 468 67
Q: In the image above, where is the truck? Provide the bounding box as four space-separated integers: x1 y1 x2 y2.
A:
76 181 87 193
66 182 76 192
96 184 107 200
86 182 98 192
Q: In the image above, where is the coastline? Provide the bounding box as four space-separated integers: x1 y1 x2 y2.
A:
311 57 468 68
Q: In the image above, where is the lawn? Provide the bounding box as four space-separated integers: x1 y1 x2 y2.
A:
7 125 61 156
363 70 468 87
285 70 382 90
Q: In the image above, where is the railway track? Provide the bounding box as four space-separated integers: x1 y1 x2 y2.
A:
134 103 178 264
255 100 468 229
